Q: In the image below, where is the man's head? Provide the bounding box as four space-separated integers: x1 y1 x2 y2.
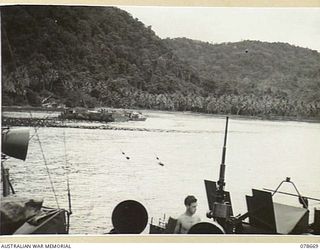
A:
184 195 197 215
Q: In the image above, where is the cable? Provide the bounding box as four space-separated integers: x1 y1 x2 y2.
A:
62 124 72 233
34 129 60 209
29 111 60 209
28 111 56 141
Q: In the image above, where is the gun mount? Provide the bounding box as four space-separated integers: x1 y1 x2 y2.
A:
204 117 234 232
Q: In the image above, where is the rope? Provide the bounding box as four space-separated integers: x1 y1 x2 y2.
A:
28 112 55 142
34 128 60 209
29 111 60 209
62 125 72 213
62 124 72 233
28 127 40 141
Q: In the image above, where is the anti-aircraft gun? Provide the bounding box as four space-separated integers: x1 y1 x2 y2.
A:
202 117 320 235
115 116 320 235
203 117 234 233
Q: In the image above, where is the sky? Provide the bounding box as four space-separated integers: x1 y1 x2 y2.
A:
119 7 320 52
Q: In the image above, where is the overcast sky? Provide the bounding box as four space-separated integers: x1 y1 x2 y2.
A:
119 7 320 52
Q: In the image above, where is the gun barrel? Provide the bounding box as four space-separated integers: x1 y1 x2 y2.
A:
217 117 229 194
221 117 229 165
223 117 229 148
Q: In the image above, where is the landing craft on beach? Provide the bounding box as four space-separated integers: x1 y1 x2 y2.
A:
59 107 147 123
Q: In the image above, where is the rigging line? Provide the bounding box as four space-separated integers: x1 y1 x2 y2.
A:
34 128 61 209
62 121 72 215
62 122 72 234
28 111 56 141
29 111 60 209
29 127 40 141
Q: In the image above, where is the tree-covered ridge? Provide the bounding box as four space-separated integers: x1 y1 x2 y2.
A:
1 5 320 119
165 38 320 103
2 5 202 107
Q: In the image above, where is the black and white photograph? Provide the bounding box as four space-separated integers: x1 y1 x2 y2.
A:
1 4 320 237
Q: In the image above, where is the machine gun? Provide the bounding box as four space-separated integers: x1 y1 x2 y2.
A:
110 116 320 235
204 117 234 233
202 117 320 235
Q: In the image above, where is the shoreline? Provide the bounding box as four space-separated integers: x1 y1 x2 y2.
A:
1 117 208 134
2 105 65 112
2 105 320 125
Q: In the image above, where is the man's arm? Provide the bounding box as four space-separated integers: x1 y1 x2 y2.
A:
173 219 181 234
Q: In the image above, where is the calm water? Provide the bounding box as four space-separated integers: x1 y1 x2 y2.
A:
4 110 320 234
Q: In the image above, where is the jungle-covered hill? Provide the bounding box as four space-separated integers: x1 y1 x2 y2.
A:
2 5 320 119
165 38 320 103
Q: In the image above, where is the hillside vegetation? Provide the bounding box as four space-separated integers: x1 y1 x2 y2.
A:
2 5 320 119
165 38 320 102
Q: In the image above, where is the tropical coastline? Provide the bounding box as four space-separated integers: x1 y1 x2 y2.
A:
2 106 320 128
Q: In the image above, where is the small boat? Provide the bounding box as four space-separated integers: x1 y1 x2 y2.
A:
128 111 147 121
1 127 71 235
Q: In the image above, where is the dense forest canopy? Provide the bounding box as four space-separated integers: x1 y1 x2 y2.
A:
165 38 320 103
2 5 320 119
